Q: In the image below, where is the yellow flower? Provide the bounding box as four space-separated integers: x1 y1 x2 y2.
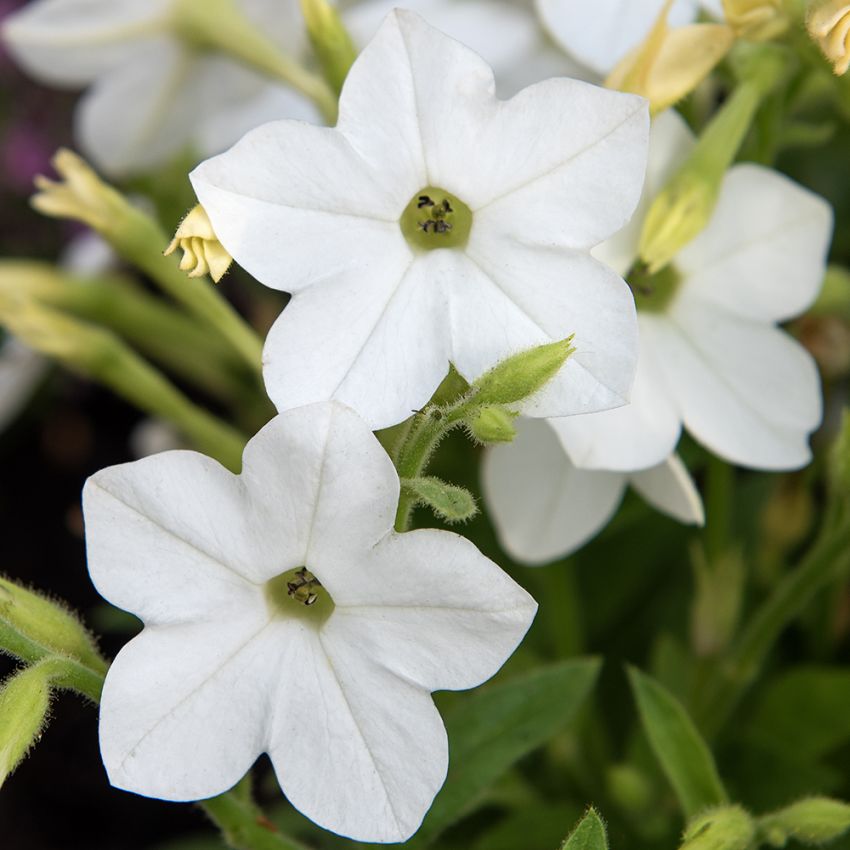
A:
808 0 850 75
165 205 233 283
606 0 734 115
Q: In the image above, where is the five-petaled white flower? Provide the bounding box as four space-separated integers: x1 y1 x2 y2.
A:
83 401 536 843
483 417 703 563
1 0 316 176
192 10 649 430
549 110 832 475
536 0 723 75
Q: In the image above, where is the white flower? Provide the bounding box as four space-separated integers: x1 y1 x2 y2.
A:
483 417 703 564
536 0 724 76
0 338 46 433
1 0 315 176
341 0 588 94
83 401 536 843
192 10 648 430
553 110 832 473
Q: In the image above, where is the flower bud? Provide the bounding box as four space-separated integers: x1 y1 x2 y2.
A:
400 476 478 523
471 337 576 407
299 0 357 94
606 0 734 114
723 0 791 42
0 664 53 788
758 797 850 846
680 806 755 850
0 576 105 671
808 0 850 75
467 406 517 444
165 205 233 283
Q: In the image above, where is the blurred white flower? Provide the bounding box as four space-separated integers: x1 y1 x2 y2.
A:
536 0 724 76
192 10 648 429
83 401 536 843
0 337 46 433
2 0 316 176
341 0 588 93
483 417 703 563
553 110 832 473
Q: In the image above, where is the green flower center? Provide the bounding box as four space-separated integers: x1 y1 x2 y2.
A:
264 567 334 624
399 187 472 251
626 262 682 314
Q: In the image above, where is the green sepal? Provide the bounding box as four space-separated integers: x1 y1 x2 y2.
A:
0 576 105 673
559 808 609 850
466 406 518 445
470 337 575 408
400 476 478 524
679 806 755 850
0 663 53 788
298 0 358 94
757 797 850 847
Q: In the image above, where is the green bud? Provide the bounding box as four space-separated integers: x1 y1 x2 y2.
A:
299 0 358 95
759 798 850 846
467 406 518 444
638 43 787 272
680 806 756 850
400 476 478 524
0 577 105 672
0 663 53 788
471 337 576 407
607 763 655 815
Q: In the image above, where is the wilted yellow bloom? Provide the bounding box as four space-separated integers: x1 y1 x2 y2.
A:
808 0 850 75
31 149 125 235
606 0 734 114
165 205 233 283
723 0 790 41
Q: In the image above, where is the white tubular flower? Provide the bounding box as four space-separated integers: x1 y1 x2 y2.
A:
536 0 724 76
550 110 832 473
83 402 536 843
482 418 704 564
1 0 316 176
341 0 589 94
192 11 648 430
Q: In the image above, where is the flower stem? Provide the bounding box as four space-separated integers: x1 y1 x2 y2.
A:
200 793 311 850
37 656 105 703
695 499 850 737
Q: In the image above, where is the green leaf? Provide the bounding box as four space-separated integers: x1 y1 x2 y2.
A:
560 808 609 850
400 476 478 523
408 658 602 847
627 666 727 818
758 798 850 847
744 667 850 761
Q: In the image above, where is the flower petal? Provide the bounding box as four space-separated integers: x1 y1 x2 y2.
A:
100 616 278 801
322 530 537 691
191 119 406 293
1 0 169 87
482 417 627 563
262 251 451 429
629 453 704 524
0 340 45 432
653 297 823 469
459 237 638 416
593 108 695 276
268 626 447 843
676 164 833 323
545 321 682 471
535 0 700 74
79 43 262 176
470 78 648 249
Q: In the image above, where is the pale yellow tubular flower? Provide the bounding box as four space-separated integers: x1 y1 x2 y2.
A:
723 0 791 41
165 205 233 283
606 0 734 114
808 0 850 74
31 148 125 234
